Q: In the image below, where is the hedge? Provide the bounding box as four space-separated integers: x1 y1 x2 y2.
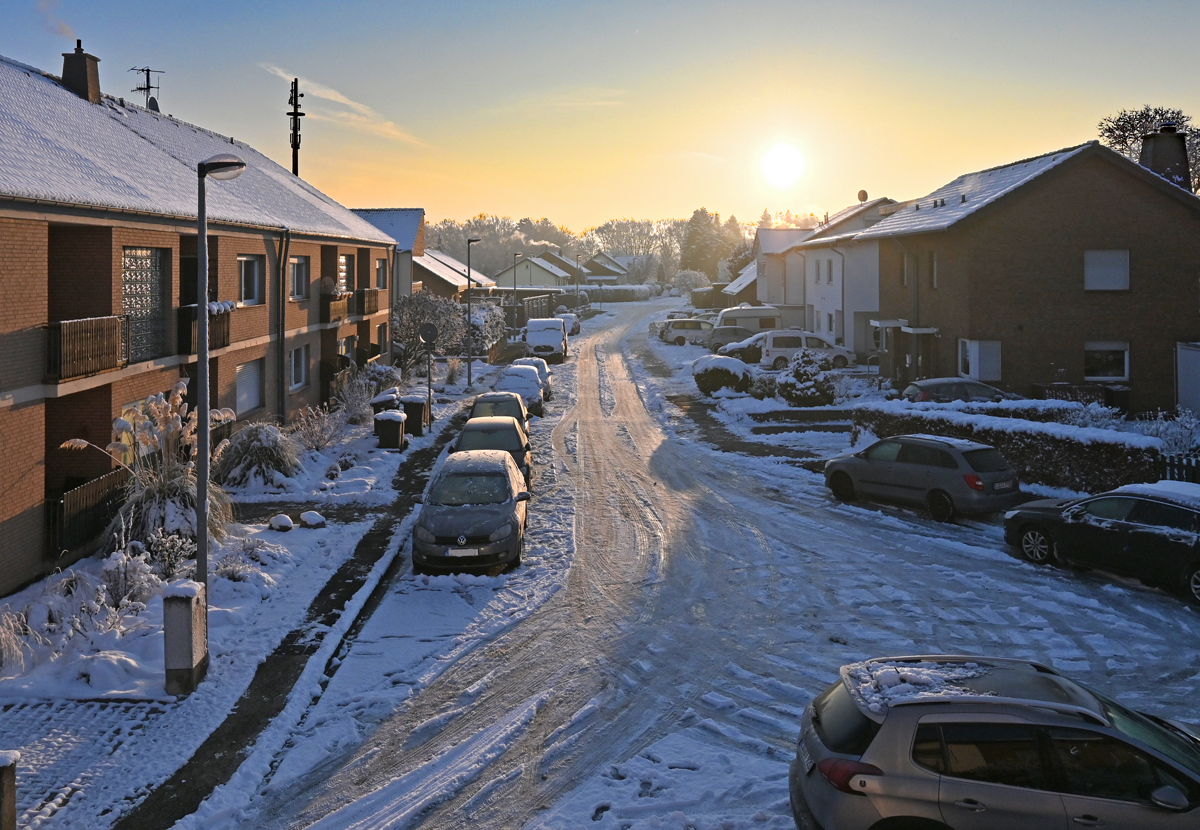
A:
585 284 654 302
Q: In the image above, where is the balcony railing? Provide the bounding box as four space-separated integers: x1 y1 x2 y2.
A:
45 315 129 382
177 305 232 354
45 467 131 558
355 287 383 316
321 292 351 324
356 343 382 366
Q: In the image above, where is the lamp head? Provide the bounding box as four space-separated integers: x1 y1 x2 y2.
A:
467 237 482 244
199 154 246 180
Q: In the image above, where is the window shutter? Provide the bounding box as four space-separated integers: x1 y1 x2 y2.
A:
1084 250 1129 290
236 359 263 414
977 340 1002 382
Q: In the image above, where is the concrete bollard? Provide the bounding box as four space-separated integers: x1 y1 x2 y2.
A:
163 580 208 696
0 750 18 830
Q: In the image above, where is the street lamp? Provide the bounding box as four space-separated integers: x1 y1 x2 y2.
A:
466 236 481 387
195 153 245 587
512 251 523 340
575 254 582 308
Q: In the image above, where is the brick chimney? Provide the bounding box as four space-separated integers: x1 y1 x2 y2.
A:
61 39 101 103
1139 122 1191 191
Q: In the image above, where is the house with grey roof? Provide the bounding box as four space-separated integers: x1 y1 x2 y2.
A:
413 249 495 299
491 254 573 289
352 208 425 299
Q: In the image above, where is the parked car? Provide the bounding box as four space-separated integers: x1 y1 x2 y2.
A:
824 434 1023 521
411 450 530 575
790 654 1200 830
666 309 699 320
659 318 714 346
714 304 783 333
511 357 552 400
467 391 529 424
901 377 1021 403
1004 480 1200 603
452 416 532 487
554 312 580 335
760 330 858 370
703 325 755 352
525 317 568 364
494 368 544 416
718 331 767 364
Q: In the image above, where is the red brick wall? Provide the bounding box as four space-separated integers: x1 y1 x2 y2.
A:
0 401 46 596
44 385 113 495
48 225 112 322
0 218 49 392
285 241 321 330
216 342 277 422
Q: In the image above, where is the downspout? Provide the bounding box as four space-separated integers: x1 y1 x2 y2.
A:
891 236 920 378
831 244 846 345
277 228 291 418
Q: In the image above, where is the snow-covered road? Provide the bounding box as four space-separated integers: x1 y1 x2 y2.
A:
225 300 1200 830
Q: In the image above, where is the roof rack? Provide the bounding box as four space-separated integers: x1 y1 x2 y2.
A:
889 695 1110 727
865 655 1061 676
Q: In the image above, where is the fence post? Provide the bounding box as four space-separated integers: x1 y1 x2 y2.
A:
163 580 208 695
0 751 17 830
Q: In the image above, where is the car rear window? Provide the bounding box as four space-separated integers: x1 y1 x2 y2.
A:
962 448 1011 473
459 428 523 452
812 680 881 756
471 402 521 420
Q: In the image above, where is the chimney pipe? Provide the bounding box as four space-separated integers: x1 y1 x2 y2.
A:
61 39 101 104
1139 122 1191 191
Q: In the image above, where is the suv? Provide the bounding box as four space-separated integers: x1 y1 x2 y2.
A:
824 434 1022 522
660 318 714 346
790 655 1200 830
760 330 857 370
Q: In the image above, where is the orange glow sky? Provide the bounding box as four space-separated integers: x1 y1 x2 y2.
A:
8 0 1200 231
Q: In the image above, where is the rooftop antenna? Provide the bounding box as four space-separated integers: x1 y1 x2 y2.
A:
129 66 164 110
287 78 305 176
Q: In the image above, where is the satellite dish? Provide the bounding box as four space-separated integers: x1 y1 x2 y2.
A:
147 96 160 112
418 323 438 348
858 190 868 203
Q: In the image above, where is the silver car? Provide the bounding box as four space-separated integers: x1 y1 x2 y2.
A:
824 434 1023 521
790 655 1200 830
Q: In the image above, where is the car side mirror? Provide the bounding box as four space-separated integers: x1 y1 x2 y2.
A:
412 494 424 504
1151 786 1189 811
1063 505 1083 520
516 491 531 502
525 443 532 451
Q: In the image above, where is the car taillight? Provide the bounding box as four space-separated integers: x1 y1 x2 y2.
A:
915 391 930 401
963 474 985 491
817 758 884 795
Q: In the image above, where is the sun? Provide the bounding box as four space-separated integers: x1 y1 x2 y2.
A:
761 143 806 190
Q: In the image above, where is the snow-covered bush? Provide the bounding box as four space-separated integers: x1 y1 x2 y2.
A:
331 370 376 426
1132 409 1200 455
390 292 468 378
0 610 33 672
214 536 291 588
145 527 196 579
101 548 158 607
288 404 346 451
27 571 121 654
585 284 654 302
777 350 836 407
691 355 751 396
673 269 710 293
444 358 463 386
749 372 778 400
213 423 303 489
470 303 508 351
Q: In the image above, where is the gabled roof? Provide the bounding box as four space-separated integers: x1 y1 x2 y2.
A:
492 256 572 281
808 197 895 240
611 255 645 270
0 53 392 244
540 250 589 277
722 260 757 295
414 249 495 290
589 252 627 273
754 227 815 255
352 208 424 250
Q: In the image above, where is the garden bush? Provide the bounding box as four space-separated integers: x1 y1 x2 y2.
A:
213 422 303 489
749 372 778 400
288 404 346 451
777 350 836 407
692 355 751 395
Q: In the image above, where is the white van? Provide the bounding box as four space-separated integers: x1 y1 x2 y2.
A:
525 318 568 364
714 305 782 333
760 330 858 370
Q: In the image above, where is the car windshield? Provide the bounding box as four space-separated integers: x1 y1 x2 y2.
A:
472 401 521 419
459 428 524 452
1092 690 1200 774
428 473 510 506
963 448 1011 473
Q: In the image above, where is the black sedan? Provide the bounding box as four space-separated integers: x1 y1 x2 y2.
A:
718 331 766 364
1004 481 1200 603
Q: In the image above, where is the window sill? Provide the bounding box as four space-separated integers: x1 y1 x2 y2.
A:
236 405 267 418
288 383 309 394
238 300 264 308
288 295 309 303
1084 377 1129 383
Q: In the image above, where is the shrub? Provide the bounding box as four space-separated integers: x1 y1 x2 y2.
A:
213 423 303 489
288 404 347 451
0 610 33 672
585 284 654 302
1132 409 1200 454
444 358 462 386
777 350 836 407
331 369 376 425
692 355 751 395
101 548 158 607
145 528 197 580
749 372 778 400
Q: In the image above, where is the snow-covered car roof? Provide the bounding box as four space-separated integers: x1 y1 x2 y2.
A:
504 365 543 383
721 332 768 351
1111 480 1200 512
473 391 524 403
892 433 996 452
438 450 518 475
512 357 550 377
527 318 566 331
495 376 540 395
461 415 524 432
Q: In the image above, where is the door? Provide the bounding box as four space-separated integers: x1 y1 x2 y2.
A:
1178 343 1200 414
854 439 905 498
1124 500 1200 586
122 247 168 363
893 443 952 505
936 722 1066 830
1055 497 1139 570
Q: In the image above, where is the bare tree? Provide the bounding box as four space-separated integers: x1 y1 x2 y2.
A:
390 292 467 378
1098 105 1200 192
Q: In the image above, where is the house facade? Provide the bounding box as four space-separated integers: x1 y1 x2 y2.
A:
353 208 426 301
0 44 396 596
753 227 815 326
490 255 571 289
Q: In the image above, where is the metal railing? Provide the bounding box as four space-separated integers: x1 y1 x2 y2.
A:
44 467 130 558
355 287 382 316
45 315 129 381
177 306 232 354
321 293 351 324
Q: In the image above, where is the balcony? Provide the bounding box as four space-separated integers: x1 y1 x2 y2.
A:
177 305 232 354
45 315 129 382
321 292 351 324
356 342 381 366
355 287 383 316
45 466 131 557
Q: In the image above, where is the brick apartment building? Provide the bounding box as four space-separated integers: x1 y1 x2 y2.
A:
852 138 1200 411
0 44 397 596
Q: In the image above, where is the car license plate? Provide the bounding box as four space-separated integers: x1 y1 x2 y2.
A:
994 480 1014 491
799 739 815 774
447 548 478 557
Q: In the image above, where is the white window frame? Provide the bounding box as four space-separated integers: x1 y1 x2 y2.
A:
337 253 355 293
1084 250 1129 291
375 258 387 289
235 358 264 415
826 259 833 284
238 255 264 306
1084 341 1130 382
289 255 309 299
289 344 309 391
958 338 1002 382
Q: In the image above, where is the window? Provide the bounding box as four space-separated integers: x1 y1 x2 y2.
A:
929 251 938 288
958 339 1002 382
827 312 834 332
1082 496 1137 521
1128 500 1198 532
773 336 803 349
339 335 357 359
289 344 309 390
1084 341 1129 381
959 338 971 376
814 260 820 284
377 323 388 354
759 317 777 329
1084 250 1129 291
375 258 387 289
289 256 309 299
238 255 264 305
1048 727 1169 804
863 439 903 462
337 253 355 292
826 259 833 284
897 443 957 468
235 359 264 414
912 724 946 773
811 681 881 756
940 722 1048 790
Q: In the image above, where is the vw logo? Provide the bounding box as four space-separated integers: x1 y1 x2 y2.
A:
457 536 467 546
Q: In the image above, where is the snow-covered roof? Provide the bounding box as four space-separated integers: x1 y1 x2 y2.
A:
722 261 757 295
808 198 894 240
857 144 1094 240
414 250 495 290
0 53 392 244
531 256 572 279
1112 480 1200 511
793 231 860 251
612 255 645 270
352 208 424 250
591 252 627 273
541 250 588 276
439 450 515 474
755 227 815 255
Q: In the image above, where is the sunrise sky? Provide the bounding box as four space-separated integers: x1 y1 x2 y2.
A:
7 0 1200 231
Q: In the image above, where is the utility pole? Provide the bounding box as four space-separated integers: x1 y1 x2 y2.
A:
129 66 163 110
288 78 305 176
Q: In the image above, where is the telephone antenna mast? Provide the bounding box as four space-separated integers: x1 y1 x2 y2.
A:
287 78 305 176
129 66 164 110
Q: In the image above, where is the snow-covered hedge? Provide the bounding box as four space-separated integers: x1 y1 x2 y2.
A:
584 284 654 302
213 423 303 490
850 400 1164 492
691 355 751 396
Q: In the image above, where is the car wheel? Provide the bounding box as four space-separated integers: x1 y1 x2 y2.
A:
1018 525 1054 564
513 534 524 568
412 560 427 576
675 336 686 346
1182 563 1200 603
832 355 848 369
773 356 788 370
829 472 856 501
927 490 956 523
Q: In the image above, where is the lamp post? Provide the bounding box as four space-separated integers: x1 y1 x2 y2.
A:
575 254 582 308
512 251 522 337
465 236 481 387
195 153 245 587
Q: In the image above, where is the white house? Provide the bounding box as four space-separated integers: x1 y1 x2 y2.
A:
753 227 815 326
491 255 572 289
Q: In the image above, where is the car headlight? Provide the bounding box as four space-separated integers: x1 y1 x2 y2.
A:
415 525 436 542
489 522 513 542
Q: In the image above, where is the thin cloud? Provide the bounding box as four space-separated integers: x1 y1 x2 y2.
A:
549 87 626 109
259 63 428 147
37 0 73 39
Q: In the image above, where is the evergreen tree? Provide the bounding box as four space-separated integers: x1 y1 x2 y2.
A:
680 208 720 277
758 208 773 228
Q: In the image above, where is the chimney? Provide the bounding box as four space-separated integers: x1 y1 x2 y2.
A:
61 39 101 103
1139 122 1191 190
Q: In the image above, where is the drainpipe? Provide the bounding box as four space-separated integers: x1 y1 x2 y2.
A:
277 228 291 418
831 244 846 345
891 237 921 378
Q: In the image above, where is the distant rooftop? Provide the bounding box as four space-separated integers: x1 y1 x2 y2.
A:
352 208 424 250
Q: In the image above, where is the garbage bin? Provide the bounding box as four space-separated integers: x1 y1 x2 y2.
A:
399 395 430 436
370 391 399 435
374 410 407 449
